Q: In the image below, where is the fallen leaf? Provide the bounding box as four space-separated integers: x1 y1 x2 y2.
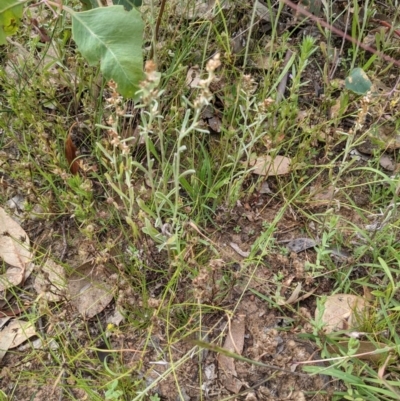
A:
218 314 245 393
230 32 245 54
0 327 17 363
204 363 217 381
18 337 59 351
202 105 222 133
202 363 217 395
0 316 11 330
67 261 114 319
0 319 36 362
6 194 25 218
255 0 273 21
0 304 28 317
186 66 200 88
0 267 26 292
106 308 125 326
259 180 273 194
0 207 32 291
208 116 222 132
318 294 367 334
0 207 31 269
286 237 318 253
2 262 34 294
250 155 291 176
379 154 395 171
34 259 66 302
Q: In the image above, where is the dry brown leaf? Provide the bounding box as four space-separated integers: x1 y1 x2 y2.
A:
250 155 291 176
34 259 66 302
255 1 273 20
318 294 367 333
260 180 273 194
0 207 31 269
0 323 14 363
218 314 245 393
379 155 395 171
0 316 11 329
186 66 201 88
286 238 318 253
67 261 114 319
208 116 222 132
106 309 125 326
0 207 32 291
0 267 25 292
0 319 36 362
201 105 222 133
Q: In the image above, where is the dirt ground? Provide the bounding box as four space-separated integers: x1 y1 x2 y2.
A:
0 199 356 400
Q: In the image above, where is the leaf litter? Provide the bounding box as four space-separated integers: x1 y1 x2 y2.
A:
250 155 291 176
0 319 36 363
67 260 115 319
0 206 32 291
218 314 246 394
317 293 368 334
34 258 66 302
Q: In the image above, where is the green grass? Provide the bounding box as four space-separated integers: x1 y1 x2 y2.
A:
1 0 400 400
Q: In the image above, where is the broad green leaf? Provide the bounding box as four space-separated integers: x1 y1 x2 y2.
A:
0 0 25 45
71 6 144 98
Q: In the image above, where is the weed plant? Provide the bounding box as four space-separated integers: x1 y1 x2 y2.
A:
0 0 400 400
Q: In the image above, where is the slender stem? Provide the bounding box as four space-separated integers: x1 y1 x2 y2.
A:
155 0 167 44
149 0 167 61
